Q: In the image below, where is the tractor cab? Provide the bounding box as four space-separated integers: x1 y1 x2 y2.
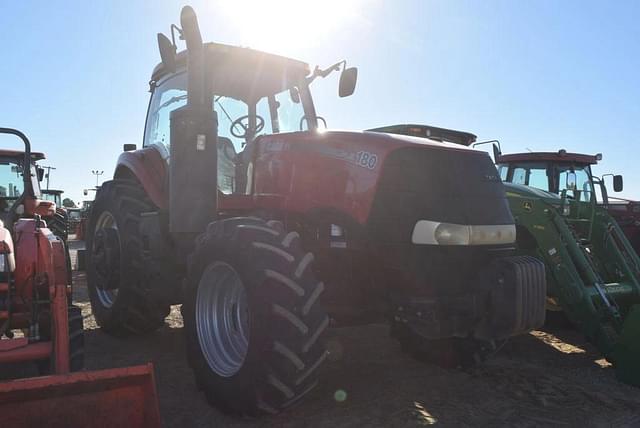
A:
144 41 357 195
42 189 64 207
495 150 623 203
0 149 51 225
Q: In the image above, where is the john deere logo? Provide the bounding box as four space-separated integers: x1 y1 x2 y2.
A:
523 201 533 212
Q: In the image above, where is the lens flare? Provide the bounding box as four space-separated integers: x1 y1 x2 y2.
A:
217 0 364 53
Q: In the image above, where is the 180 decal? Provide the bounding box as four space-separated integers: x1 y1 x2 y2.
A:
356 151 378 169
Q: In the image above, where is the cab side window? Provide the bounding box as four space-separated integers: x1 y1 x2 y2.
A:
512 167 527 185
143 73 188 155
497 165 508 181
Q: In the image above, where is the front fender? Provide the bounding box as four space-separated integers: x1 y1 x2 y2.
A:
114 145 168 209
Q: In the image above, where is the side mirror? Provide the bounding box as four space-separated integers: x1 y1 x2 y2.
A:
339 67 358 98
289 87 300 103
123 144 137 152
157 33 177 74
566 171 577 191
613 174 623 192
37 167 45 182
492 144 501 161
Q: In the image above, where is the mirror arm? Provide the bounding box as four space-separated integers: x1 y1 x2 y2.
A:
472 139 501 153
170 24 183 46
306 60 347 84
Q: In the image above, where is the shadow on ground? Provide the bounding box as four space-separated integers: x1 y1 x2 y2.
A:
5 239 640 427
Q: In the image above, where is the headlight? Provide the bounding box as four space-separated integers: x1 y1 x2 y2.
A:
412 220 516 246
434 223 471 245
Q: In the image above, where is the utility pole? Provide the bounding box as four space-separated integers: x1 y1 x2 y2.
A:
91 170 104 188
41 165 56 190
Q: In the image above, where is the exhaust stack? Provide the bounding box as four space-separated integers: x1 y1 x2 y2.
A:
168 6 218 238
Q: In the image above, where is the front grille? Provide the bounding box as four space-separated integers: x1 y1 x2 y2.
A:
366 147 514 297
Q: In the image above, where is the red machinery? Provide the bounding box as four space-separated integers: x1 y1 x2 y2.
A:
0 128 160 427
85 7 545 416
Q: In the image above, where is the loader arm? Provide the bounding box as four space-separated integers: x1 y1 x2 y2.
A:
506 183 640 385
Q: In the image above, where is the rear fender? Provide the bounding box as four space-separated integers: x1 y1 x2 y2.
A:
114 145 168 209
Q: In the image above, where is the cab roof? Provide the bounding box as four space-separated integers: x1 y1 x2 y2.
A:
367 124 477 146
496 151 599 165
151 43 310 82
0 149 45 161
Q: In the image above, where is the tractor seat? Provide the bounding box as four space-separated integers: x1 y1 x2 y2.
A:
217 137 238 194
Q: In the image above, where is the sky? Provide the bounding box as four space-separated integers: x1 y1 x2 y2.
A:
1 0 639 204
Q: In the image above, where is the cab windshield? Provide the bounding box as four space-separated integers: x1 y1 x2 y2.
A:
144 71 314 156
499 162 594 202
0 160 40 213
42 192 62 206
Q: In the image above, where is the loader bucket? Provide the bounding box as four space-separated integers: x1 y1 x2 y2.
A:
612 305 640 387
0 363 161 428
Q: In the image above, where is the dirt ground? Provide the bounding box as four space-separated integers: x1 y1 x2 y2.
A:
66 240 640 426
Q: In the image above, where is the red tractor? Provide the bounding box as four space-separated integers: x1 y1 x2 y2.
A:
0 150 68 242
86 6 546 415
602 197 640 254
0 128 160 427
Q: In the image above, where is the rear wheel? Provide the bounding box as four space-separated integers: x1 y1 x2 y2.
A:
183 217 329 415
86 180 169 335
47 208 69 242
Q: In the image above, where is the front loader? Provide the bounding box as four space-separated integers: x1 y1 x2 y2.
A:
495 149 640 386
86 7 546 416
0 128 160 427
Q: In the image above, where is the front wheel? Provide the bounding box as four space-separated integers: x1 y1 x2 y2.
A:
183 217 329 416
86 180 169 335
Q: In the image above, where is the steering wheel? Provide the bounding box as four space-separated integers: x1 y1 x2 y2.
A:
230 115 265 139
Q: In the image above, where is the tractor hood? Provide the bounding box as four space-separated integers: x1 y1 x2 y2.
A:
269 129 484 164
259 129 514 234
503 183 561 201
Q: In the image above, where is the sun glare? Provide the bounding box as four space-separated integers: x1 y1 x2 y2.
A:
217 0 364 54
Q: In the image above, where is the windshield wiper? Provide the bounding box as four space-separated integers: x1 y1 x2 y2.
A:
153 94 188 114
214 96 235 124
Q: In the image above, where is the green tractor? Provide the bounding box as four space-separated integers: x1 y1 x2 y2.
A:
373 125 640 387
494 148 640 386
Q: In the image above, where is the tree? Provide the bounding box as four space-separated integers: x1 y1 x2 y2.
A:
62 198 76 208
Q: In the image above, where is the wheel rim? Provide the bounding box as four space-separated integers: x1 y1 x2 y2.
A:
92 211 120 308
196 262 250 377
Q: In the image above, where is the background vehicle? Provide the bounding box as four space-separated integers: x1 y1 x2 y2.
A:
493 149 640 255
86 7 545 416
41 188 63 206
0 128 160 427
42 189 69 241
0 149 69 242
494 149 640 387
